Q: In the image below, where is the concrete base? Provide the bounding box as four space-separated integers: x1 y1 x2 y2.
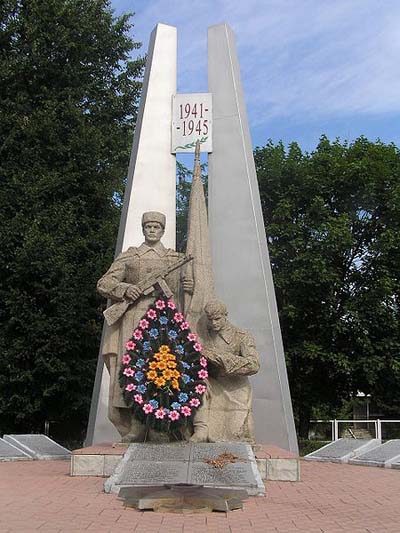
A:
255 445 300 482
70 443 127 477
71 443 300 482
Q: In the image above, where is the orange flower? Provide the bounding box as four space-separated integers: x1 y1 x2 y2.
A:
156 361 167 370
154 353 161 361
171 379 180 390
146 370 157 380
154 377 166 387
149 361 158 370
162 369 173 380
167 354 176 361
172 370 181 379
159 345 170 354
167 361 177 369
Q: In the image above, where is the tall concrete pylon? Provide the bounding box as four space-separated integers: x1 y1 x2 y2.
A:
208 24 298 452
85 24 177 445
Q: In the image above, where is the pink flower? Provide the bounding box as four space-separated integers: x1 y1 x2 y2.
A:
180 321 190 330
167 300 176 310
168 410 180 421
123 367 135 377
181 406 192 417
155 408 166 419
125 383 136 392
143 403 154 414
173 312 184 323
200 356 207 368
125 340 136 351
139 318 149 329
147 309 157 319
195 384 207 395
193 342 202 352
133 329 143 340
187 333 197 342
189 398 200 407
122 353 131 365
198 369 208 379
134 394 143 404
155 300 166 310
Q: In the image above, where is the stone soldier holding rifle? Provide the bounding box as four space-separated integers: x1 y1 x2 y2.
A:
97 211 193 442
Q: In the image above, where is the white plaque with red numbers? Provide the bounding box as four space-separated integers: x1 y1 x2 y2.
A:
171 93 212 153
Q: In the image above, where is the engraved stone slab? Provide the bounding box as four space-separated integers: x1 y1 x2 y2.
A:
190 442 250 462
4 434 71 460
349 440 400 467
119 461 188 485
305 438 381 463
127 442 191 462
105 442 265 496
0 438 32 461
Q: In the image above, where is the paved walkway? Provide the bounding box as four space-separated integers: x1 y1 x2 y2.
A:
0 459 399 532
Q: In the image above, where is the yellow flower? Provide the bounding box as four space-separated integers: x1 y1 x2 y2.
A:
157 361 167 370
167 361 177 369
172 370 181 379
167 354 176 361
162 369 173 380
146 370 157 380
154 377 166 387
149 361 158 370
171 379 180 390
154 353 161 361
159 345 170 354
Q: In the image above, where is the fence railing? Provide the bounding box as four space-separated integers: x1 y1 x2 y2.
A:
309 419 400 441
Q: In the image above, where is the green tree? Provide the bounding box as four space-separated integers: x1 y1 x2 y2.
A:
255 136 400 437
0 0 144 443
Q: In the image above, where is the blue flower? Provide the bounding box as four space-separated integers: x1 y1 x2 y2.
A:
178 392 188 403
143 341 151 351
149 328 159 338
182 362 191 369
135 371 144 382
164 408 170 414
168 330 178 339
171 402 181 411
176 345 184 355
159 316 168 325
149 399 159 408
182 374 190 384
136 358 145 368
137 384 147 393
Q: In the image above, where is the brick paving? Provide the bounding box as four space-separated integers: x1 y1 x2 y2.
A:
0 459 399 532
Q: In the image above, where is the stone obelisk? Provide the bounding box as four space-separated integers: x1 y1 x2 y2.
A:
85 24 177 445
208 24 298 453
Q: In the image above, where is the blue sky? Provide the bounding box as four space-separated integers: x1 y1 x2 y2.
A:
112 0 400 153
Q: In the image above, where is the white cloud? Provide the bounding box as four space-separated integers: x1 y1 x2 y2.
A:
113 0 400 125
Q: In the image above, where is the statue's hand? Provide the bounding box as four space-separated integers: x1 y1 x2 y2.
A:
125 284 141 302
182 277 194 294
203 348 220 363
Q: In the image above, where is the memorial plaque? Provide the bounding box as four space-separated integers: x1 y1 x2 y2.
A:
119 461 188 485
189 461 255 487
128 442 191 462
349 440 400 466
171 93 212 153
305 438 380 462
3 434 71 460
105 442 265 495
191 442 251 462
0 438 31 461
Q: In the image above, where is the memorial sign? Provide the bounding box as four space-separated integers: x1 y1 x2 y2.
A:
172 93 212 153
0 438 31 461
3 434 71 460
105 442 264 496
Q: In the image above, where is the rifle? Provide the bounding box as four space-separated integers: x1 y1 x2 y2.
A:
103 254 193 326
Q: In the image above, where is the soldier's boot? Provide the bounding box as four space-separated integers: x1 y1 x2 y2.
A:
121 418 146 443
190 398 209 442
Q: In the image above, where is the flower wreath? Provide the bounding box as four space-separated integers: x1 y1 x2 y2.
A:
119 297 208 433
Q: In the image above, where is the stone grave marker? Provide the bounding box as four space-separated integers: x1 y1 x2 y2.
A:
349 440 400 467
0 438 32 461
105 442 264 496
305 438 381 463
3 434 71 460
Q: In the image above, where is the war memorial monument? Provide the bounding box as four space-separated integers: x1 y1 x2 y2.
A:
80 22 299 505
